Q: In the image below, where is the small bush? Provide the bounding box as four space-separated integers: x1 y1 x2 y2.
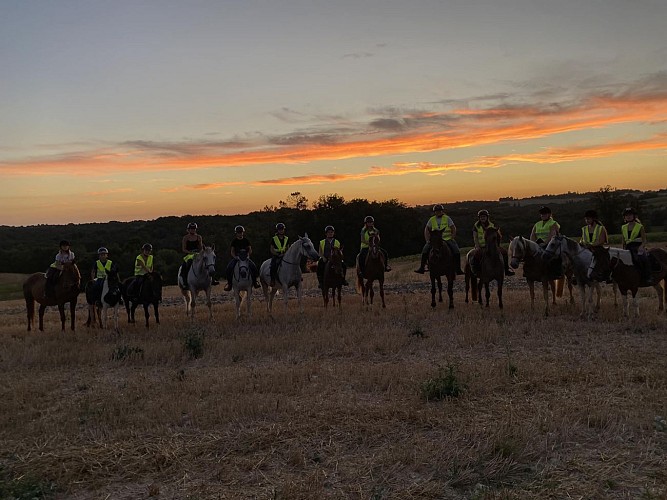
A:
184 329 204 359
0 464 56 499
110 345 145 361
420 364 466 401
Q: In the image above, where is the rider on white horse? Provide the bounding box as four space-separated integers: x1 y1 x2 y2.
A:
269 222 289 287
90 247 117 301
180 222 219 286
223 225 260 291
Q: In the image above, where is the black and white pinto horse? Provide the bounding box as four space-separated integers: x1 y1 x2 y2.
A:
121 271 163 328
85 268 122 330
259 234 320 313
178 246 216 319
544 235 603 320
232 249 253 319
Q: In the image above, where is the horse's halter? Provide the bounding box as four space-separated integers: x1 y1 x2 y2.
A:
193 250 216 278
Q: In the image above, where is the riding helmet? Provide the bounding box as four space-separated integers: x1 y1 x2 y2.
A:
325 225 335 232
276 222 286 230
622 207 636 216
234 225 245 234
432 204 444 212
187 222 198 230
97 247 109 255
59 240 71 247
364 215 375 223
477 209 489 218
142 243 153 251
584 210 597 219
538 206 551 214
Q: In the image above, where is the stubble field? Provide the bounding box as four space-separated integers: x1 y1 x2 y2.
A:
0 256 666 499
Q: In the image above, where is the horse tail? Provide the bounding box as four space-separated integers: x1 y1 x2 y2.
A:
355 273 363 294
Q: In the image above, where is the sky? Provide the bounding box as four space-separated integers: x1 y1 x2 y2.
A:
1 0 666 226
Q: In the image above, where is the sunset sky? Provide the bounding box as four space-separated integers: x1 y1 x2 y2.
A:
2 0 666 226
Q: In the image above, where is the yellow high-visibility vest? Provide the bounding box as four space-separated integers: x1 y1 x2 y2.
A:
427 215 452 241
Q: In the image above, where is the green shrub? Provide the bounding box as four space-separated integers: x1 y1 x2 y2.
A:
420 364 466 401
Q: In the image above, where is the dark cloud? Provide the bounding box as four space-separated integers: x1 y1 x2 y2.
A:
369 118 405 131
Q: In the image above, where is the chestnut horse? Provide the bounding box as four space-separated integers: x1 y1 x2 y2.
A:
427 229 456 309
589 246 667 318
23 262 81 331
322 246 345 308
355 234 386 308
465 226 504 308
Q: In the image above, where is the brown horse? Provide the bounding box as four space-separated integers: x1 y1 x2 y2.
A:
466 226 504 308
23 262 81 331
356 234 386 308
589 246 667 318
322 246 345 308
427 229 456 308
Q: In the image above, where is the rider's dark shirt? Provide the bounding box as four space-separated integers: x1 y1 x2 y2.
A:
231 237 251 256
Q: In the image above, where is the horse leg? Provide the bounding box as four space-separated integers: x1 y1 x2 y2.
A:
125 299 133 324
246 290 252 317
58 303 66 331
69 300 76 331
549 280 557 305
594 283 601 312
369 281 375 306
379 280 385 308
484 282 491 308
430 276 437 308
235 291 242 318
578 284 587 319
497 279 503 309
25 296 35 331
631 289 639 318
653 283 664 312
621 290 629 318
38 303 47 331
528 281 535 310
322 285 328 308
205 289 213 320
143 303 150 328
465 271 470 303
447 277 454 309
542 281 550 317
296 284 304 314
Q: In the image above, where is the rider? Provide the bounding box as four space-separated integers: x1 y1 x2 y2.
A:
317 225 348 288
45 240 75 298
181 222 203 287
414 204 464 275
358 215 391 278
223 225 260 291
90 247 117 301
530 206 560 247
269 222 289 287
580 210 608 248
621 207 653 285
126 243 154 298
470 210 515 276
530 206 562 279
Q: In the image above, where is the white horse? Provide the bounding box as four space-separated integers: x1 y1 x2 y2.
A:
232 249 253 319
259 234 320 313
178 246 216 319
509 236 573 316
544 235 603 320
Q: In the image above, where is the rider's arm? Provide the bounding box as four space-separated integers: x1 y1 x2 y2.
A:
472 229 480 249
597 226 608 246
181 236 188 254
449 222 457 240
423 225 430 243
640 225 648 248
529 224 537 242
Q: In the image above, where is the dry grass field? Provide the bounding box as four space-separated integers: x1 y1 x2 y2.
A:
1 256 666 499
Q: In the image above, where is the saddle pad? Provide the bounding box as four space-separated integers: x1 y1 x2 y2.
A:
609 248 633 266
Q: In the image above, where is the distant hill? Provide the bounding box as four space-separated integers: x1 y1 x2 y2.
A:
2 187 665 285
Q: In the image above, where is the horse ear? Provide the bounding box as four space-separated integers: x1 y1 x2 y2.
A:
303 232 308 239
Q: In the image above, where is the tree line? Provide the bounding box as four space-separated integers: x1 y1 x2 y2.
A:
1 187 664 285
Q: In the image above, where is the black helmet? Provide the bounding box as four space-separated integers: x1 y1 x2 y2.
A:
584 210 597 219
59 240 71 247
364 215 375 223
622 207 636 216
234 225 245 233
187 222 198 230
325 225 335 232
538 206 551 214
142 243 153 251
97 247 109 255
433 204 444 212
477 209 489 217
276 222 286 230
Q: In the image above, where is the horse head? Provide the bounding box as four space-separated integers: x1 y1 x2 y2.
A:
588 246 611 280
298 234 320 261
368 234 381 257
237 248 249 262
543 234 564 261
61 262 82 292
428 229 445 249
145 272 163 303
509 236 526 269
199 246 217 276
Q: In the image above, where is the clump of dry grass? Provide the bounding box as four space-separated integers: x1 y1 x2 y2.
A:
0 258 666 499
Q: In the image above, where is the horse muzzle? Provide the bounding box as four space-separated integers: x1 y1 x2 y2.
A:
510 259 519 269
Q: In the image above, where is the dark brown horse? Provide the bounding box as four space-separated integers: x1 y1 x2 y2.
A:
589 246 667 318
121 271 163 327
322 246 345 308
356 234 386 308
23 262 81 331
427 229 456 308
466 226 504 308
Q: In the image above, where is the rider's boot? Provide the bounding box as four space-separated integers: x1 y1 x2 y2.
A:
414 252 428 274
211 278 220 286
223 281 232 291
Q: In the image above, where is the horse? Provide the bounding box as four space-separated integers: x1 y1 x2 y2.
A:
322 246 345 308
178 246 216 319
23 262 81 332
355 233 386 308
259 234 320 313
121 271 163 328
231 249 253 319
465 226 504 308
588 246 667 318
544 235 603 320
509 236 574 316
85 268 123 330
426 229 456 309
